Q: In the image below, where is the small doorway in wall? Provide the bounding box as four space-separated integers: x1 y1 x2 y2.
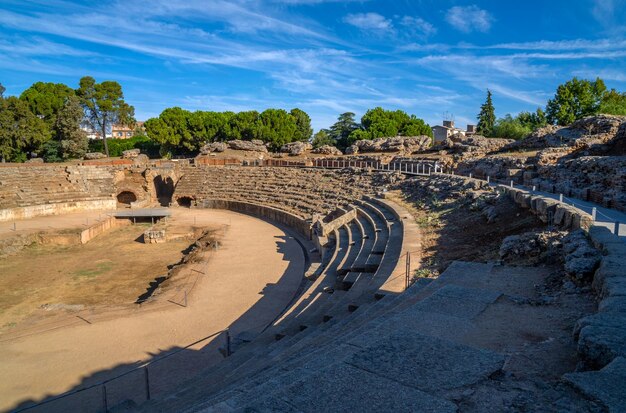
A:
117 191 137 206
177 196 193 208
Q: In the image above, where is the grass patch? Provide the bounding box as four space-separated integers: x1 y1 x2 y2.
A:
73 260 114 278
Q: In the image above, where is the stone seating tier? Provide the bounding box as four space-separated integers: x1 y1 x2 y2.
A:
0 166 116 209
173 166 378 218
136 198 407 412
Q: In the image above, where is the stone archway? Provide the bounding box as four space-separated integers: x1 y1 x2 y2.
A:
117 191 138 205
176 196 193 208
153 175 175 207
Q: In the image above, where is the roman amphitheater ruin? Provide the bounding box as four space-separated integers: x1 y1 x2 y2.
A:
1 115 625 413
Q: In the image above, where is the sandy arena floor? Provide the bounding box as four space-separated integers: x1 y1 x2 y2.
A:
0 208 305 411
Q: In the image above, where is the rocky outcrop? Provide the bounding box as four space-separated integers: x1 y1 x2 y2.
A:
312 145 343 156
499 230 565 266
280 141 312 156
456 156 529 179
438 134 514 158
199 142 228 155
562 229 601 280
84 152 106 160
227 139 268 153
347 136 432 155
122 149 140 159
517 115 626 151
532 156 626 210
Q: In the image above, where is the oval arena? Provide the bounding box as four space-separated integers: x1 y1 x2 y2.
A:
0 158 624 413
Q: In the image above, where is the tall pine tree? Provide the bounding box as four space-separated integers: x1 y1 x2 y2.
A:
477 90 495 137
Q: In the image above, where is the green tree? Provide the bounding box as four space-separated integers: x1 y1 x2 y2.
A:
0 97 51 161
492 114 532 140
227 111 261 141
546 77 607 125
20 82 75 133
477 90 496 137
76 76 135 157
599 89 626 116
0 83 5 98
401 117 433 137
328 112 359 150
144 107 192 156
290 108 312 141
516 108 547 130
258 109 298 149
311 129 334 148
350 107 432 143
55 95 88 159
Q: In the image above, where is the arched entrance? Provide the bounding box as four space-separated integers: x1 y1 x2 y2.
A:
117 191 138 205
176 196 193 208
153 175 175 206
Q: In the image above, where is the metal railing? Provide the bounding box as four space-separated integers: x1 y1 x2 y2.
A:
14 329 231 413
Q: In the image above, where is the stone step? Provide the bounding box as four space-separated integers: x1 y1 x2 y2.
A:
564 356 626 412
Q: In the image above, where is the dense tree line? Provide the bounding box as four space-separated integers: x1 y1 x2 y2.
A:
316 108 432 150
144 107 312 156
477 77 626 140
0 78 134 162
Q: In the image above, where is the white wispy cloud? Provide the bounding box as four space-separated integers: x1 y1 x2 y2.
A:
445 5 493 33
400 16 437 38
344 12 393 31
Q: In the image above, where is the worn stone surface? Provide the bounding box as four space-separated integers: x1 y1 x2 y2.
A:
249 363 457 413
564 357 626 413
348 330 504 393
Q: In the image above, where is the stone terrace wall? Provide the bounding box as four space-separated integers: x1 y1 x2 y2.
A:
199 199 312 239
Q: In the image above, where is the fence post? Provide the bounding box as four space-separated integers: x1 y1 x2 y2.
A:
487 176 490 183
510 180 514 188
559 193 564 202
532 185 536 191
428 167 431 175
102 384 108 412
144 367 151 401
614 222 620 235
225 329 231 357
592 207 597 221
405 251 410 291
469 173 472 179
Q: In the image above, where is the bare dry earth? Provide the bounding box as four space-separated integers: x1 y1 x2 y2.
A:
0 208 304 412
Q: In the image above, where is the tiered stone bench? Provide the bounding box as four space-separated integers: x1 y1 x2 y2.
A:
0 165 117 221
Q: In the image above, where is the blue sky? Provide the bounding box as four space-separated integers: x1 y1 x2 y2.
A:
1 0 625 131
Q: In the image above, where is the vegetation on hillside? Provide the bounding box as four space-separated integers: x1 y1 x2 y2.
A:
143 107 312 156
480 77 625 141
320 108 432 150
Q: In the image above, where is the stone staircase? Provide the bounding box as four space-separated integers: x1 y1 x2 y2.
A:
128 259 603 412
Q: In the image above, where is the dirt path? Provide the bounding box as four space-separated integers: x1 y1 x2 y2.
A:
0 208 305 411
